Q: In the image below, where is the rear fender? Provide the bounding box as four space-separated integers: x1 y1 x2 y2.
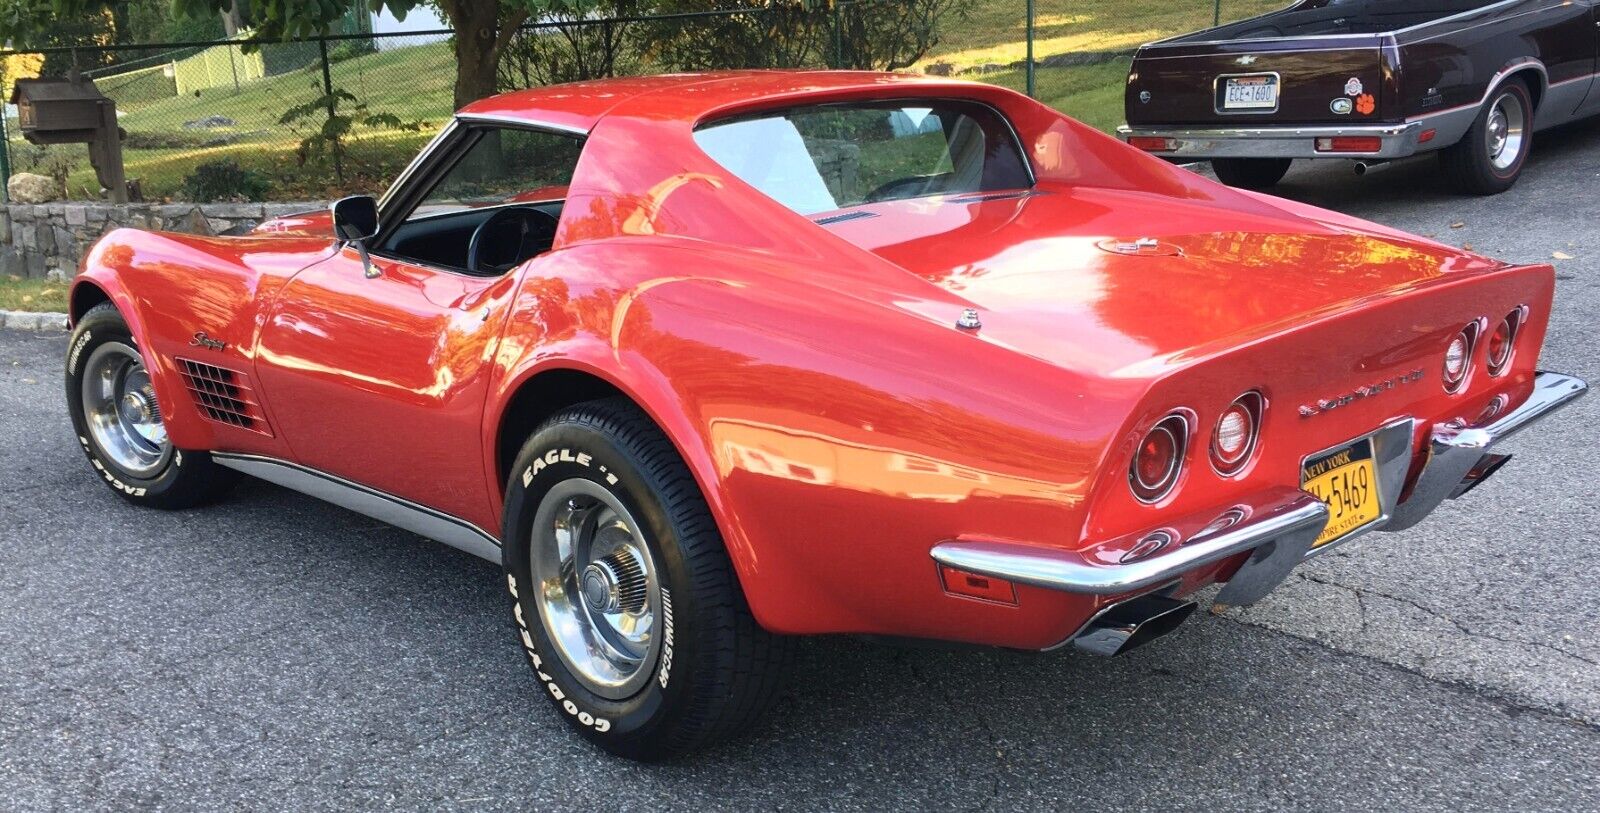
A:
485 242 1135 646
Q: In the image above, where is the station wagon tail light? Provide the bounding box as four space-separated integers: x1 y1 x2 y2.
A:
1130 413 1189 503
1443 324 1478 393
1486 307 1524 377
1315 136 1382 153
1129 136 1176 152
1211 392 1263 475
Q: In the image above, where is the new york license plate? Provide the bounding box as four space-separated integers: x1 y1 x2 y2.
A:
1300 438 1381 547
1222 74 1279 110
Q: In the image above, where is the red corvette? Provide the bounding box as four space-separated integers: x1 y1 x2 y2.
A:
63 71 1584 760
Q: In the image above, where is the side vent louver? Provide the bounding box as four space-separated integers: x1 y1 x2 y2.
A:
177 359 273 436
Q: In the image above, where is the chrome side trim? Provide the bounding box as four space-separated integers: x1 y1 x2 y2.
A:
930 495 1328 595
211 453 502 563
1118 121 1422 159
1383 371 1588 532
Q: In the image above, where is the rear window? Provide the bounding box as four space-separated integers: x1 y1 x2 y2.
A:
694 100 1033 216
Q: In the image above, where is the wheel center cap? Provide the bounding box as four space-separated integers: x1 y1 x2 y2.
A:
581 561 621 613
121 390 152 422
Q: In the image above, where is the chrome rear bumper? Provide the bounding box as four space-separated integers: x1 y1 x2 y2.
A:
931 371 1586 623
1383 371 1587 531
1117 121 1424 159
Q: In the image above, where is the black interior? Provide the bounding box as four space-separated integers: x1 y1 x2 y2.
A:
378 200 564 274
1183 0 1494 40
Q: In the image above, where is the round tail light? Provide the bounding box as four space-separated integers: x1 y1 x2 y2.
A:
1211 392 1263 475
1130 413 1188 503
1442 325 1477 393
1486 308 1523 376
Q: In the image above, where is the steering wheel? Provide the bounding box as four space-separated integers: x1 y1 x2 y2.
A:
466 206 560 275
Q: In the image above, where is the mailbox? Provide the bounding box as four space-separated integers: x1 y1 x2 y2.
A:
8 71 129 203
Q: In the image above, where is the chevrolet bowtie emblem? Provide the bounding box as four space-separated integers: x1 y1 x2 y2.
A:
1237 55 1258 65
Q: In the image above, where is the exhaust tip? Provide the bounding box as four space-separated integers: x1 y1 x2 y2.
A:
1071 594 1198 657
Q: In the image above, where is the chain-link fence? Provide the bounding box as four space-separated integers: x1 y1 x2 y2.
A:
0 0 1284 203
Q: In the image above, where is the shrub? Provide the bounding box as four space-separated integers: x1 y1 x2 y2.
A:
179 159 271 202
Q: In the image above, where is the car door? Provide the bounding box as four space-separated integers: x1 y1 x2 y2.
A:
254 123 583 532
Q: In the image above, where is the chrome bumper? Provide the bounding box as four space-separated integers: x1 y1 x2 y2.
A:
1383 371 1587 531
1117 121 1424 159
931 371 1586 614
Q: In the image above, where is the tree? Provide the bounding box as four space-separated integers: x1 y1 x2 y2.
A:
0 0 599 110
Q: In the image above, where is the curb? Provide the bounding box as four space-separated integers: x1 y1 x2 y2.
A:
0 310 69 332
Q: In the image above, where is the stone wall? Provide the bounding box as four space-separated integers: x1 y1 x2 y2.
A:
0 201 321 280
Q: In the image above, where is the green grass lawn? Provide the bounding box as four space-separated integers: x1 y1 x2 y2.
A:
0 275 69 312
11 3 1290 203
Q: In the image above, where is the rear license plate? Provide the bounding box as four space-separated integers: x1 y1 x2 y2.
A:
1301 437 1381 547
1221 74 1279 110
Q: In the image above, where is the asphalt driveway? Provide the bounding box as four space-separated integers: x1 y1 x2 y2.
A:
3 118 1599 811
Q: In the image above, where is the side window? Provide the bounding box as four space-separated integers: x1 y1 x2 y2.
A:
409 127 584 220
378 126 585 273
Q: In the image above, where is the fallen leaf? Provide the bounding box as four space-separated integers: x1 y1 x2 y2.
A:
1449 221 1466 229
1553 251 1574 260
1462 243 1474 251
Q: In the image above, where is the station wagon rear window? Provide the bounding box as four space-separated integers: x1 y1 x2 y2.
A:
694 100 1033 216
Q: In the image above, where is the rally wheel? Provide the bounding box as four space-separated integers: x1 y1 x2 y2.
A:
64 302 237 508
501 397 792 760
1441 77 1532 196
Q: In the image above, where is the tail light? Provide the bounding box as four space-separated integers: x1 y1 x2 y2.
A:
1130 413 1188 504
1210 392 1263 475
1486 307 1525 377
1443 323 1479 393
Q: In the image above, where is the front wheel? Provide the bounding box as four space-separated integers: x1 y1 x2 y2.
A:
501 397 792 760
1440 78 1532 195
64 302 237 508
1210 157 1293 190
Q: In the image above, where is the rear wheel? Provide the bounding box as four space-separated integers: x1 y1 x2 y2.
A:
64 302 238 508
501 397 792 760
1440 78 1532 195
1210 158 1293 190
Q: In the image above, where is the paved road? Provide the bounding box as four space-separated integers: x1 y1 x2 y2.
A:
3 120 1600 811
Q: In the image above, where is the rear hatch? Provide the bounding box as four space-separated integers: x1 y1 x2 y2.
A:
1125 35 1394 127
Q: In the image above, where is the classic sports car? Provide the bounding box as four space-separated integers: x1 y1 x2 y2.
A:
1120 0 1600 194
63 71 1585 760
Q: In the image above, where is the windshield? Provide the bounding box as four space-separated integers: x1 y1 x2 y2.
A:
694 100 1033 216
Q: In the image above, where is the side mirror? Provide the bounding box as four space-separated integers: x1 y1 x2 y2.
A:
331 195 379 241
330 195 380 278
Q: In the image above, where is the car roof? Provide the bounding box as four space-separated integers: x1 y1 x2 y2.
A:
455 70 983 133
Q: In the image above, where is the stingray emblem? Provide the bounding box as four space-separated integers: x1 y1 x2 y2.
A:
189 331 227 352
1236 55 1258 65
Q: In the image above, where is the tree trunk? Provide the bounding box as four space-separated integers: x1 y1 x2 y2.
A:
444 0 505 111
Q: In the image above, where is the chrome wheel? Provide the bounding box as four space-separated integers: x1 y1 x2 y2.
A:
529 478 661 700
1486 90 1526 172
80 342 171 477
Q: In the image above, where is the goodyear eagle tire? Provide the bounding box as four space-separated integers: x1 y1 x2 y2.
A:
501 397 791 760
64 302 238 509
